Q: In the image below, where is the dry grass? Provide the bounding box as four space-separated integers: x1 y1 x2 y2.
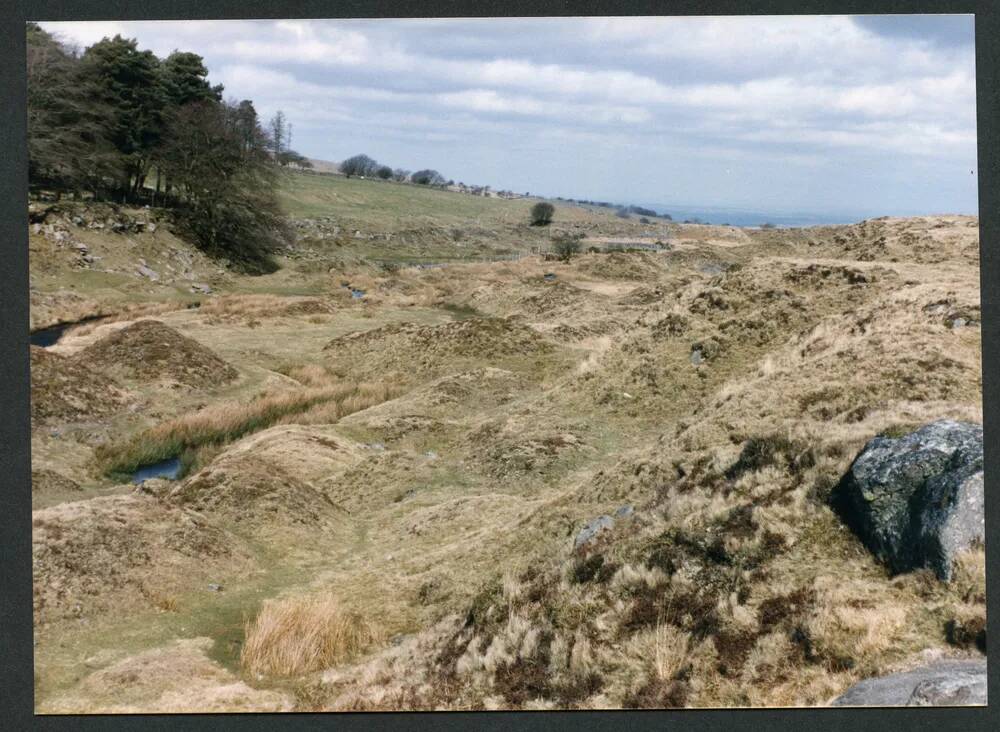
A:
97 379 401 478
241 593 383 677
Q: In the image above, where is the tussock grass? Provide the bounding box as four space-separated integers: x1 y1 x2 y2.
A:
241 593 383 677
96 380 401 479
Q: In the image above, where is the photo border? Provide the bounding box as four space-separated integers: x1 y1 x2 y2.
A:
2 1 996 730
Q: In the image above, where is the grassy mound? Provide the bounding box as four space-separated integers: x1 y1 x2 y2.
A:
323 316 557 384
166 425 361 532
76 320 238 388
30 346 131 428
32 495 253 626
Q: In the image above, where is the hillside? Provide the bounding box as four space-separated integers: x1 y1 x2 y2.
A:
28 175 984 712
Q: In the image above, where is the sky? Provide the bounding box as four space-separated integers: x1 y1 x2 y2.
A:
40 16 979 219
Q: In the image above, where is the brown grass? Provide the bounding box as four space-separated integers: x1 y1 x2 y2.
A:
241 593 384 677
97 379 401 478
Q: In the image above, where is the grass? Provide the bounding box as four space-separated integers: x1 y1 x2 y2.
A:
277 170 618 231
96 380 401 480
241 593 383 677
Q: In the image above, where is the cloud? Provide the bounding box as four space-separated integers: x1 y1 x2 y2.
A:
38 16 978 215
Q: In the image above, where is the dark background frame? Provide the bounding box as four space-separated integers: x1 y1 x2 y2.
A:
1 1 996 730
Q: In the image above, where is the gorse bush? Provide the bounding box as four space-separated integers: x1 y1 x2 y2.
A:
530 202 554 226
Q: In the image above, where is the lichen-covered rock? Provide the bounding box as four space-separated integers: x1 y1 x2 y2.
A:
831 660 986 706
833 420 983 579
574 515 614 550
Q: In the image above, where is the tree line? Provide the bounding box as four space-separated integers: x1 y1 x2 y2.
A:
339 153 448 188
26 24 308 273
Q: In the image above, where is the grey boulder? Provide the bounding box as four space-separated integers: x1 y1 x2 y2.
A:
833 420 984 579
574 515 614 550
831 660 986 706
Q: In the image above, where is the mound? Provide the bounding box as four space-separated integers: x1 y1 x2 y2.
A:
323 317 554 383
575 252 664 280
31 469 81 494
168 425 360 532
39 638 293 713
30 346 131 428
32 494 253 626
76 320 237 388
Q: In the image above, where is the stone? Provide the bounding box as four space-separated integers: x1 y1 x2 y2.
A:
136 264 160 281
207 583 224 592
574 514 615 550
832 420 983 579
690 348 704 366
614 504 635 520
831 660 986 706
952 317 967 330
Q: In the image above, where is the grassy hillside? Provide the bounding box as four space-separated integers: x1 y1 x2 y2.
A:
278 171 585 228
27 178 984 713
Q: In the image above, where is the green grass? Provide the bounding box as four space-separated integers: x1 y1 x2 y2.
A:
276 170 599 230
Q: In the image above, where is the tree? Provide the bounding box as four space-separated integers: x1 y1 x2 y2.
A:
159 99 290 273
376 165 393 180
159 51 221 107
269 110 287 158
530 202 554 226
410 169 445 186
27 23 119 197
340 154 379 178
552 232 583 262
81 35 166 199
392 168 410 182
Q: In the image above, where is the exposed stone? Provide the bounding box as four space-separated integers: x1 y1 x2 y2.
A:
832 420 983 579
574 514 614 550
831 660 986 706
137 264 160 281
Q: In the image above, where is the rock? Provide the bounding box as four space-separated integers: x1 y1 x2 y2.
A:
832 420 983 579
136 265 160 281
831 660 986 706
190 283 212 294
952 317 967 330
207 583 224 592
690 348 704 365
614 504 635 520
574 515 614 550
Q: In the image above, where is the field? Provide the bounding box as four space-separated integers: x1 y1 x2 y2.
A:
29 171 984 711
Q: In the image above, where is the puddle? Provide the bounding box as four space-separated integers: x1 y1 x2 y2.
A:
132 457 182 484
29 314 107 348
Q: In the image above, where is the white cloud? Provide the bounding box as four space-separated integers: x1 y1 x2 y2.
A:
37 16 978 214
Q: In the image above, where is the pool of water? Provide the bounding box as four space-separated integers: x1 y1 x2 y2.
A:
132 457 182 484
30 323 73 348
30 314 107 348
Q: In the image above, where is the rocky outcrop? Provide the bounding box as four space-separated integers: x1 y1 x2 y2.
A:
832 420 984 579
831 660 986 706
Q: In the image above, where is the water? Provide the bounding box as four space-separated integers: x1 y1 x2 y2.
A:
30 314 106 348
639 204 867 228
30 324 71 348
132 457 182 484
